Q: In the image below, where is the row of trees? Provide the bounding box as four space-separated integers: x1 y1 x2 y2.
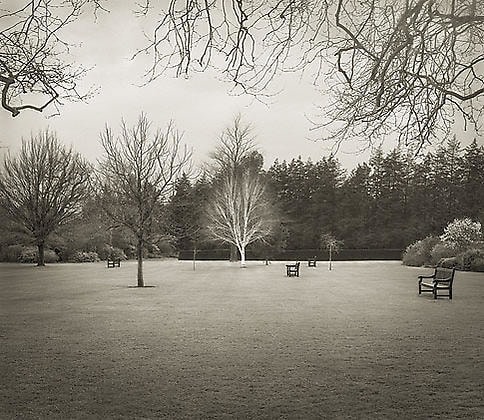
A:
0 114 191 286
0 114 276 284
1 114 483 282
167 137 484 253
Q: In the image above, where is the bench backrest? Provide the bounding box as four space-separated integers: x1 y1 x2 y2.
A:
434 267 455 283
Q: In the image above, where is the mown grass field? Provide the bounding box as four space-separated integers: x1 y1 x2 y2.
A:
1 260 483 419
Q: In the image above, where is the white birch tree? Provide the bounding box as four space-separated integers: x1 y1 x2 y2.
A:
206 116 273 267
207 167 273 267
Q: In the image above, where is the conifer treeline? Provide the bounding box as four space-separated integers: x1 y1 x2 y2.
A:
168 138 484 252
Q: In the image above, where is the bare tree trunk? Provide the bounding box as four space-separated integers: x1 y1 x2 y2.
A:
239 245 246 268
37 241 45 267
137 238 144 287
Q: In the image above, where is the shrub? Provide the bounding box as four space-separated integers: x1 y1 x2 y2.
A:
68 251 100 263
17 246 59 264
457 248 484 271
18 246 38 263
146 244 162 258
430 242 456 266
44 249 59 263
438 257 458 268
470 258 484 272
402 236 441 267
2 244 24 262
99 245 127 261
153 240 177 257
440 218 482 249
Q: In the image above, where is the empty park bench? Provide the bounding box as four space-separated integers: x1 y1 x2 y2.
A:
418 267 456 299
308 256 317 267
107 258 121 268
286 261 300 277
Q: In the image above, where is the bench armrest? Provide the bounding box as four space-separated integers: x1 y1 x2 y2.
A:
418 274 435 280
434 277 452 283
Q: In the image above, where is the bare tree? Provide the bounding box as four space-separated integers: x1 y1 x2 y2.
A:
96 113 191 287
207 170 273 267
0 131 91 265
320 232 343 271
206 116 273 267
0 0 104 117
210 114 257 172
136 0 484 152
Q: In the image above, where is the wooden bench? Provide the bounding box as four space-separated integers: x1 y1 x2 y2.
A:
286 261 300 277
308 257 317 267
107 258 121 268
418 267 455 299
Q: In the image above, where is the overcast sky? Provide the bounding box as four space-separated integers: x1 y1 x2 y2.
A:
1 4 482 171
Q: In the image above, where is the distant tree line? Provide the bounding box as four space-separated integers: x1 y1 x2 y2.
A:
1 126 483 271
166 137 484 254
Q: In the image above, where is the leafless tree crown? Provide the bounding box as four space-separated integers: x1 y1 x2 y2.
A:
205 116 273 265
96 113 191 286
0 130 91 264
0 0 105 117
97 113 192 230
136 0 484 152
210 114 257 173
0 130 90 230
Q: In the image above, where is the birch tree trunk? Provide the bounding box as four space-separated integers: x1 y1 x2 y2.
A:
205 116 273 268
238 244 246 268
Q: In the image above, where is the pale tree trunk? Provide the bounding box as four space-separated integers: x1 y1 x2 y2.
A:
37 241 45 267
238 244 246 268
137 238 144 287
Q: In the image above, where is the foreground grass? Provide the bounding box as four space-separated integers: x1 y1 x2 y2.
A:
1 260 483 419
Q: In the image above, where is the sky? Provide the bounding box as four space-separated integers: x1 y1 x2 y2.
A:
1 3 482 172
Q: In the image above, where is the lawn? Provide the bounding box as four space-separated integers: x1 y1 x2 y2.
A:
1 260 483 419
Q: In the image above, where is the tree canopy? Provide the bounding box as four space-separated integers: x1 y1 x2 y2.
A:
0 0 104 117
0 131 91 265
3 1 483 153
137 0 484 151
96 113 191 286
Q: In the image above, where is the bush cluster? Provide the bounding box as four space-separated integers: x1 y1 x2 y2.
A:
401 236 440 267
403 219 484 271
0 245 59 263
1 244 24 262
98 245 127 261
459 248 484 272
403 240 484 271
67 251 100 263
